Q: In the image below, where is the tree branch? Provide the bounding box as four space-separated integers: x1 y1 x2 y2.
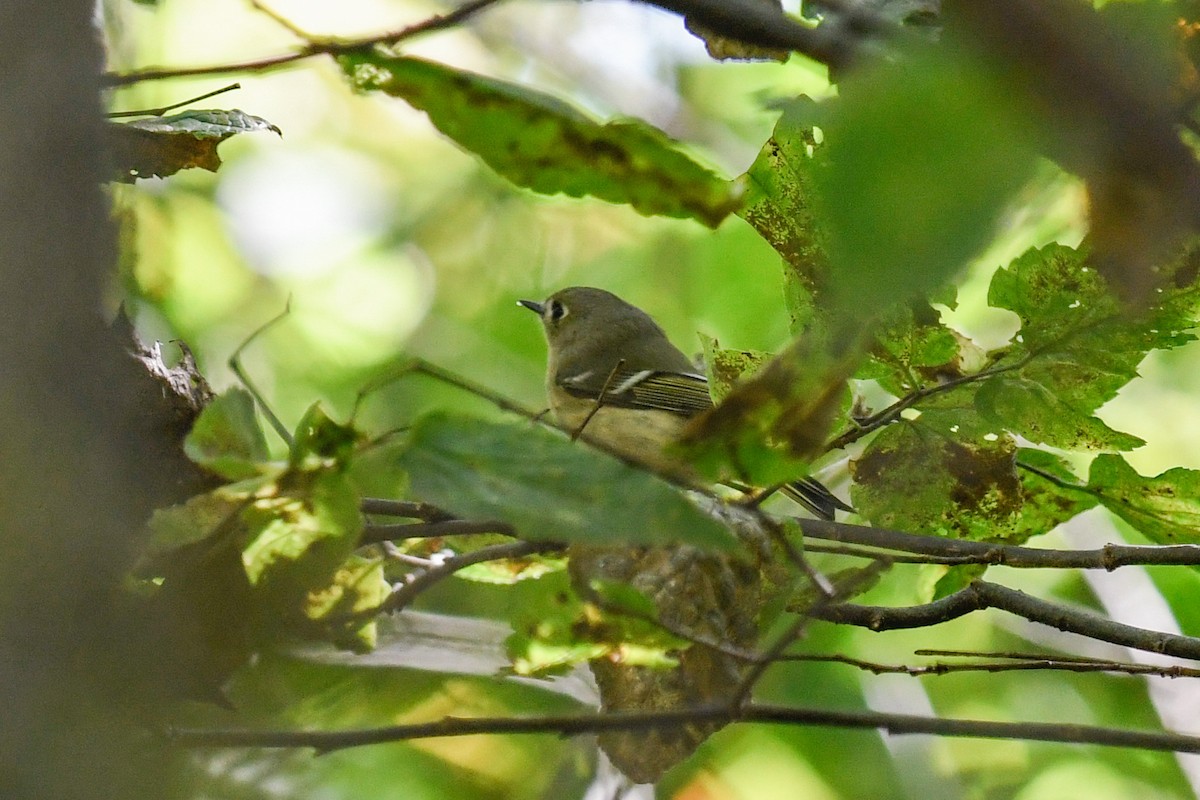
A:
640 0 895 72
826 359 1029 451
167 701 1200 756
797 517 1200 570
360 498 457 521
104 0 507 87
812 579 1200 661
783 650 1200 679
361 518 516 544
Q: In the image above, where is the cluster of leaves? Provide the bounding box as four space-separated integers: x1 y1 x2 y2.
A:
141 391 378 684
128 7 1200 705
694 86 1200 593
140 383 749 698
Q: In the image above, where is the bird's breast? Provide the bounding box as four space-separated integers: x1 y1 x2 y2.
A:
550 395 695 481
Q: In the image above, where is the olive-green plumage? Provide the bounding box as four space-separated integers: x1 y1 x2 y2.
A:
520 286 848 519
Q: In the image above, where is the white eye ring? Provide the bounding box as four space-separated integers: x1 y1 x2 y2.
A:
549 300 567 321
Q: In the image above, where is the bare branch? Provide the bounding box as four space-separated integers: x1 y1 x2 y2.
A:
797 517 1200 570
167 701 1200 756
361 518 516 544
812 579 1200 662
359 498 457 521
571 358 625 442
104 0 507 87
783 651 1200 680
826 359 1029 451
641 0 878 72
107 83 242 118
229 301 294 447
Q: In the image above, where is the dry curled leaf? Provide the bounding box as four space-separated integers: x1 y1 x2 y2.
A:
109 108 281 182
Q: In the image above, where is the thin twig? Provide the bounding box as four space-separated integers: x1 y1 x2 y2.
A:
229 301 294 447
795 517 1200 570
729 614 813 710
361 518 516 545
359 498 456 520
826 358 1029 451
367 358 544 422
249 0 313 41
588 596 762 664
107 83 242 118
780 651 1200 679
105 0 508 87
803 540 979 565
762 516 836 597
370 358 728 499
728 555 890 708
167 701 1200 756
571 359 624 442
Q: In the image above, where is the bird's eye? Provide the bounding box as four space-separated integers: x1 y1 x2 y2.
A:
549 300 567 322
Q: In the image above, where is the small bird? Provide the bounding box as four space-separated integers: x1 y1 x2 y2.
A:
519 286 850 520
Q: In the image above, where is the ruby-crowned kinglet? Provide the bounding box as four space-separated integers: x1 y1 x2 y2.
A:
519 286 849 520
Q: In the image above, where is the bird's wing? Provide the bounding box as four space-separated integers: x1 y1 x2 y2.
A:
560 366 854 519
558 367 714 417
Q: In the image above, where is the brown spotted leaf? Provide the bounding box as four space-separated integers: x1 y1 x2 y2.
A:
340 52 741 227
850 418 1024 541
109 109 281 182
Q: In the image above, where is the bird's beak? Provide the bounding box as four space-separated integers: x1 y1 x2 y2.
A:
517 299 544 315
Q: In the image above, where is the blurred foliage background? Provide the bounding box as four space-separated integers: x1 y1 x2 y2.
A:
94 0 1200 798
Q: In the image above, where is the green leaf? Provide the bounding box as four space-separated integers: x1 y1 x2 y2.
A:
289 403 361 468
815 44 1038 314
678 329 856 486
397 412 736 551
699 333 770 403
927 563 986 602
109 108 281 182
584 578 663 619
858 301 974 398
506 577 684 677
737 98 835 336
1014 449 1099 539
505 588 611 677
304 554 389 652
145 478 261 556
340 52 740 227
976 376 1144 452
989 243 1194 355
241 470 363 595
455 553 567 585
1088 454 1200 544
980 243 1195 450
850 419 1024 541
124 108 281 138
184 388 271 479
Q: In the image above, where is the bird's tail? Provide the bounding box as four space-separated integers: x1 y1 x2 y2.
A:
781 477 854 521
